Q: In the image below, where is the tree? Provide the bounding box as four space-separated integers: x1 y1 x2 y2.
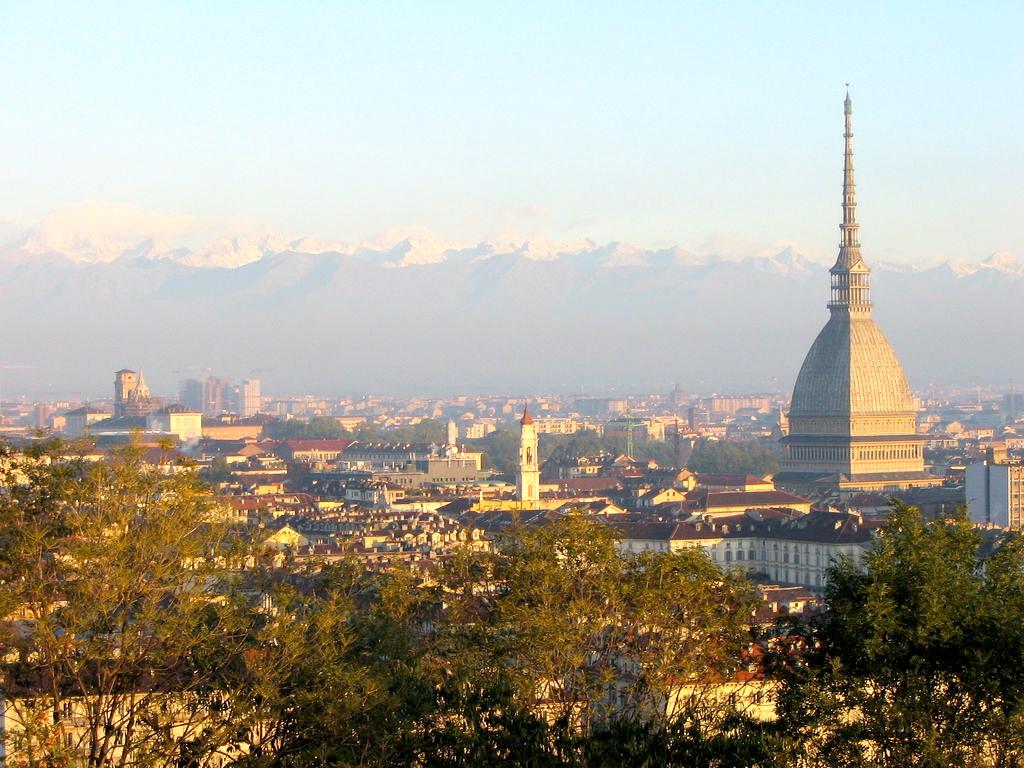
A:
222 563 437 767
0 440 253 767
687 440 780 476
352 419 447 445
418 517 766 766
200 455 233 484
433 518 757 733
263 416 347 440
467 429 520 475
775 503 1024 768
0 440 793 767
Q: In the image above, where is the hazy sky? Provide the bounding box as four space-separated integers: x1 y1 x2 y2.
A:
1 2 1022 264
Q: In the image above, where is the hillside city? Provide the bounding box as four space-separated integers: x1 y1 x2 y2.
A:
2 6 1023 763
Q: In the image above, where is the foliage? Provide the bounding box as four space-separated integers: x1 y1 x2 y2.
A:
350 418 447 445
466 428 520 474
775 503 1024 767
687 439 780 476
469 427 681 476
0 440 251 767
10 440 1023 767
200 454 233 484
263 416 449 446
263 415 347 440
433 517 758 736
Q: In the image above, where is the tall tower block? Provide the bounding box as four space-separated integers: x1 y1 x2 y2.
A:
516 404 540 504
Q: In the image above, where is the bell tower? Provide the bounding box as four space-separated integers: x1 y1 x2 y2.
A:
516 404 540 504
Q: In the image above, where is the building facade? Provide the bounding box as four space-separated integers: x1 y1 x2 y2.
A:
776 93 938 496
147 405 203 442
114 369 154 417
967 448 1024 529
239 378 262 417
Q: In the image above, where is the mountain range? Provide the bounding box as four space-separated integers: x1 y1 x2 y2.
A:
2 225 1020 397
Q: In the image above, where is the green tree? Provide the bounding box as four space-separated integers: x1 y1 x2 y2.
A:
0 441 252 767
776 503 1024 768
200 455 234 484
687 440 780 476
434 517 757 734
224 563 436 767
467 429 520 474
352 419 447 445
263 416 348 440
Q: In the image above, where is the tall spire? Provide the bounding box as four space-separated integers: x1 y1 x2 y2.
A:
838 86 860 266
829 87 872 314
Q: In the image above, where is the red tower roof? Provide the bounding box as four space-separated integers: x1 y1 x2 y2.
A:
520 404 533 425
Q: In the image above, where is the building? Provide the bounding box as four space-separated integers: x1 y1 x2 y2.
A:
277 438 350 464
604 417 665 442
683 488 812 517
63 405 112 438
180 376 231 416
966 447 1024 529
532 417 602 436
239 378 262 417
615 509 877 590
574 397 627 417
147 405 203 442
516 405 540 503
703 396 774 418
201 415 267 440
776 92 938 496
114 369 155 417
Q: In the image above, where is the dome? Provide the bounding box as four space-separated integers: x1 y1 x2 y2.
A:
790 314 915 417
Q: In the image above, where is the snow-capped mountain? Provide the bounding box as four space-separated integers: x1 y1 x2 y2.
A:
1 216 1020 396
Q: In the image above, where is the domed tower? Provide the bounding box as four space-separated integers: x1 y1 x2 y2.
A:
776 92 939 496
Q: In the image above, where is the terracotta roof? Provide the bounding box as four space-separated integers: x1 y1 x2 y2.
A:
283 439 351 451
520 404 533 425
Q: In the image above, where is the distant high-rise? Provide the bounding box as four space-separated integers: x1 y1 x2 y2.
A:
516 405 540 504
776 92 940 496
180 379 205 413
240 379 261 417
180 375 231 416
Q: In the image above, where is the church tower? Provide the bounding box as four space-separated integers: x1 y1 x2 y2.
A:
776 91 940 496
516 404 540 504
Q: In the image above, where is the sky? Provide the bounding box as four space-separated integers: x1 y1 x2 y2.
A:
1 2 1023 264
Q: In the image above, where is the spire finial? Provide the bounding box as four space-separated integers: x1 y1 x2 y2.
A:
829 88 871 313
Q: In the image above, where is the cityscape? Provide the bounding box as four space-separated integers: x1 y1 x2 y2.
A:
1 3 1023 767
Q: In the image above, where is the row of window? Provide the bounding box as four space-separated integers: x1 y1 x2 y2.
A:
789 445 921 462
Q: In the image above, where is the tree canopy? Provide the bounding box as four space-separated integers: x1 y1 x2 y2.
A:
775 503 1024 768
687 439 780 476
4 440 1023 767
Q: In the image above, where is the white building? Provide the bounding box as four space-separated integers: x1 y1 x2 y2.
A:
240 379 261 417
147 405 203 442
63 406 112 438
615 509 877 591
966 451 1024 529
